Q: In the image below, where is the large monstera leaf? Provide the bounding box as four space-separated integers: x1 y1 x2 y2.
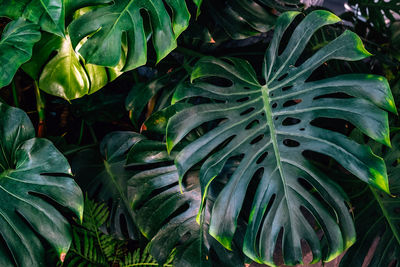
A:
166 10 397 266
68 0 202 71
0 0 64 36
0 18 40 88
0 103 83 266
127 140 244 266
71 131 143 239
340 133 400 266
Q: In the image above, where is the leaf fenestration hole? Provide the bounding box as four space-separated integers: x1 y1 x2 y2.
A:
282 117 301 126
240 107 255 116
245 120 260 130
237 97 249 103
256 152 268 164
272 103 278 108
251 134 265 145
283 139 300 147
282 85 293 91
277 73 288 81
283 99 302 107
201 77 233 87
313 92 352 100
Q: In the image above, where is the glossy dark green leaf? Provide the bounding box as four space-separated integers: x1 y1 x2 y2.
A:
0 18 40 88
68 0 201 70
340 133 400 266
167 10 397 266
0 103 83 266
0 0 65 36
71 132 143 239
127 139 244 266
203 0 302 39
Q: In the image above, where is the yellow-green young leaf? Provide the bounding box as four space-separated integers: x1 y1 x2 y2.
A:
23 33 124 100
0 103 83 266
39 35 90 100
68 0 202 71
0 19 40 88
166 10 396 266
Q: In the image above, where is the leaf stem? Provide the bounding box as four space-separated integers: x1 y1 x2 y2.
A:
88 124 98 144
34 81 46 137
78 120 85 145
63 144 97 156
11 79 19 108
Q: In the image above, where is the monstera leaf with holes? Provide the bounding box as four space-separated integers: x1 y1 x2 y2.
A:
0 0 65 36
203 0 302 39
68 0 202 71
127 139 244 266
166 10 397 266
339 133 400 266
0 18 40 88
0 103 83 266
71 131 143 239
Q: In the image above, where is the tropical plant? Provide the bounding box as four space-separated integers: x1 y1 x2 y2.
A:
1 0 400 266
166 10 397 265
336 132 400 266
0 102 83 266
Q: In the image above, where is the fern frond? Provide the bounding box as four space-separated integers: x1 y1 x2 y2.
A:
83 195 110 232
122 244 174 267
63 228 108 267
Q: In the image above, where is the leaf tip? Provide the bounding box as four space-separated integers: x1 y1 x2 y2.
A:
369 168 390 195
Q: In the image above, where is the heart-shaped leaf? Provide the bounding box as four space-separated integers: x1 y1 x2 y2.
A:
0 103 83 266
0 18 40 88
166 10 397 265
68 0 202 71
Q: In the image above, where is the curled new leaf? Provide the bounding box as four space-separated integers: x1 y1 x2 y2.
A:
167 10 396 266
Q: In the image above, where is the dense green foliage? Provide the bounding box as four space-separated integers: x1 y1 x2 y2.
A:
1 0 400 266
